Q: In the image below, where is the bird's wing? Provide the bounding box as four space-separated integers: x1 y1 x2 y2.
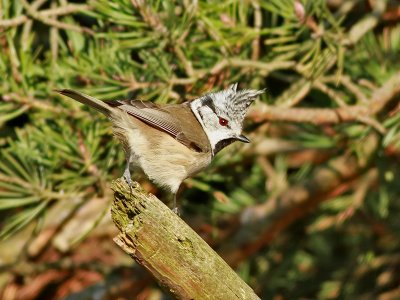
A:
105 99 206 152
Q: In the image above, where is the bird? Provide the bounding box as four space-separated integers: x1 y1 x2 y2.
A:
56 84 264 212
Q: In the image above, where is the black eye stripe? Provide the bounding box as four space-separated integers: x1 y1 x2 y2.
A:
202 96 232 126
198 98 233 130
202 95 217 114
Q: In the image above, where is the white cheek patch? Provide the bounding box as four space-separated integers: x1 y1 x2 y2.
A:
207 129 232 152
190 96 246 155
191 100 236 154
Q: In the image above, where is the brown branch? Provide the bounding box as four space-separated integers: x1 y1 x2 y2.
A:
249 70 400 126
0 15 29 28
111 179 260 300
251 1 262 61
3 93 82 116
250 105 369 124
18 0 93 34
312 80 387 133
209 58 296 76
338 75 369 104
346 0 387 45
0 4 90 28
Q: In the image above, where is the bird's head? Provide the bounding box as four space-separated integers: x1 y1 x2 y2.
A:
190 83 264 155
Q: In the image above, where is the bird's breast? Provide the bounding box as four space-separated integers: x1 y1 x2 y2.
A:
112 112 211 193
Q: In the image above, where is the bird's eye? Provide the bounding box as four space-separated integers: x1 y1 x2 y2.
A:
219 117 228 126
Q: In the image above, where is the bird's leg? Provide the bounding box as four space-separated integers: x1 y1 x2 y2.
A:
123 158 135 194
172 194 178 214
123 162 132 186
172 184 184 215
172 193 180 215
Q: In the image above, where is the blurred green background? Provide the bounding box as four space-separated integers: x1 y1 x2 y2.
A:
1 0 400 299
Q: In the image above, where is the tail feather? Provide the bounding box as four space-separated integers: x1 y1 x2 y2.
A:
55 89 113 117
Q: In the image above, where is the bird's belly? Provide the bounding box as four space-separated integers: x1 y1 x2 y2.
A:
137 146 210 193
115 117 211 193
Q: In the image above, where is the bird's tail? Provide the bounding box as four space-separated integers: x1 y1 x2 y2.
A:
55 89 114 117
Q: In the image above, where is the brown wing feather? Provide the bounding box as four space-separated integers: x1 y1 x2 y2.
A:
104 99 210 153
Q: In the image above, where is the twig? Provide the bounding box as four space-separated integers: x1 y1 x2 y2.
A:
249 105 368 124
111 178 260 300
251 1 262 61
249 71 400 129
294 0 323 37
336 168 378 224
313 81 387 133
3 93 79 116
18 0 93 34
313 81 348 107
0 16 29 28
209 58 296 76
337 75 369 104
31 0 48 10
120 58 295 93
0 4 90 28
346 0 387 45
49 2 59 63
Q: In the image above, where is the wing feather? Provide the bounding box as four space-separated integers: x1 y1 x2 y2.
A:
105 99 206 152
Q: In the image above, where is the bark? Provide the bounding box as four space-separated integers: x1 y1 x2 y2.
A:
111 178 260 300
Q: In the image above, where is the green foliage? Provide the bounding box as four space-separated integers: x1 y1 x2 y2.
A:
1 0 400 299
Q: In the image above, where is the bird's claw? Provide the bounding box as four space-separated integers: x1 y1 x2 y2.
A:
124 174 132 186
172 207 180 216
123 167 135 194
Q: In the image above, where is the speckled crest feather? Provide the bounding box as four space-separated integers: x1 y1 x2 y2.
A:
207 83 264 123
189 84 265 155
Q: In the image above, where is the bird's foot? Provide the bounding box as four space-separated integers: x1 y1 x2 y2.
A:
123 174 132 186
172 207 181 216
171 193 181 215
123 167 135 194
123 166 132 185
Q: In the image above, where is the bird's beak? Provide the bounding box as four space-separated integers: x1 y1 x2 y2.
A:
236 134 250 143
